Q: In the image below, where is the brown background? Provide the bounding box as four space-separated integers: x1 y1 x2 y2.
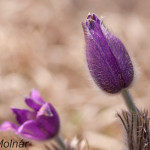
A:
0 0 150 150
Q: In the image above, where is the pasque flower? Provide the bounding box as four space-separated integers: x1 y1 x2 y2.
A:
82 14 134 93
0 89 60 141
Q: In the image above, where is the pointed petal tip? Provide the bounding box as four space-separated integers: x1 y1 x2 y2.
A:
0 121 18 131
30 89 45 104
86 13 99 22
30 88 39 96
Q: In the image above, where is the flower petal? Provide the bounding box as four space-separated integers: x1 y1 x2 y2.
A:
17 120 49 140
82 22 121 93
36 103 60 138
30 89 45 104
25 98 41 111
25 89 45 111
0 121 18 131
102 25 134 87
37 103 54 117
11 108 36 124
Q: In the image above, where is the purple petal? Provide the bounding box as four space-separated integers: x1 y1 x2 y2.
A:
0 121 18 131
30 89 45 104
25 98 41 111
25 89 45 111
102 25 134 87
17 120 49 140
37 103 54 117
11 108 36 124
82 22 121 93
36 103 60 138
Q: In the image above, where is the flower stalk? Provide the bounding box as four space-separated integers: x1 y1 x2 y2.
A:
55 135 67 150
121 89 137 148
121 89 137 113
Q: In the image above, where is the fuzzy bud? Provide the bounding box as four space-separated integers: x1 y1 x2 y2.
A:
82 14 134 93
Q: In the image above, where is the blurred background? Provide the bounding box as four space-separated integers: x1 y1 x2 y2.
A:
0 0 150 150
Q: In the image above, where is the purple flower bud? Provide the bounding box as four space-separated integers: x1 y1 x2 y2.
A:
0 89 60 141
82 14 134 93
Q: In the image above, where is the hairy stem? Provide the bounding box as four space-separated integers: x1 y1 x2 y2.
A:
121 89 137 148
121 89 137 113
55 135 67 150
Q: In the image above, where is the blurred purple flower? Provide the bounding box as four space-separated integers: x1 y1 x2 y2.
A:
0 89 60 141
82 14 134 93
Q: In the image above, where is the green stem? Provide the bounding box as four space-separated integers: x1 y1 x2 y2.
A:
121 89 137 147
121 89 137 113
55 135 67 150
